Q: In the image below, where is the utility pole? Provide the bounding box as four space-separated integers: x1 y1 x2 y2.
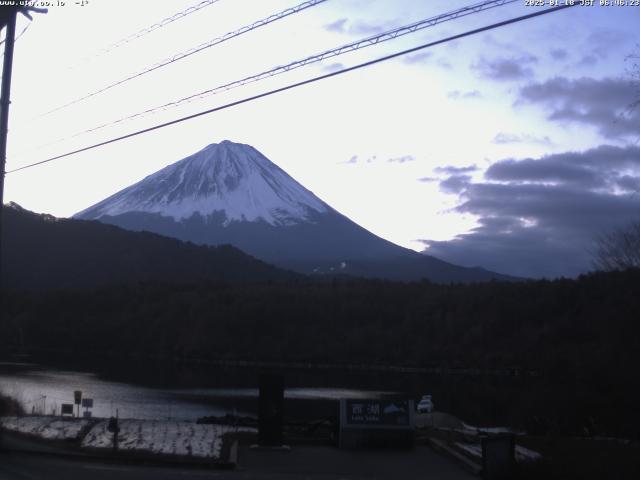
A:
0 7 18 309
0 4 45 316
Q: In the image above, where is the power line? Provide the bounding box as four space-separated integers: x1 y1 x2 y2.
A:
7 5 576 175
39 0 329 118
43 0 520 144
0 18 31 45
68 0 225 69
10 0 514 164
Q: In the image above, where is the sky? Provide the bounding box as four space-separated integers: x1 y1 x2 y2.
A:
2 0 639 278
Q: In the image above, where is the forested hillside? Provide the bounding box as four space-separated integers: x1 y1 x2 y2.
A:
2 269 638 376
1 204 298 289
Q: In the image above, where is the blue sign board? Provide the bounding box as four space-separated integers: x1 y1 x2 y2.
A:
339 398 414 430
338 398 415 448
344 399 411 427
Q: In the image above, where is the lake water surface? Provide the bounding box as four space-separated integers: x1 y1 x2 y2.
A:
0 356 630 438
1 354 556 430
0 359 398 421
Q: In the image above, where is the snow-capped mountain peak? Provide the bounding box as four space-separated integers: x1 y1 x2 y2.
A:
75 140 514 282
76 140 328 226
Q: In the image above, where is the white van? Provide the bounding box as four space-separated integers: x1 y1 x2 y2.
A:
417 394 434 413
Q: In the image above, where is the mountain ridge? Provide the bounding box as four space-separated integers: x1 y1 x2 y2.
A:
75 140 517 283
2 202 299 290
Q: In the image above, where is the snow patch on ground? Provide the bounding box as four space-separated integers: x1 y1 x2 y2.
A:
81 419 255 459
462 422 524 435
1 416 256 460
455 442 482 459
455 441 542 463
515 445 542 462
0 416 92 440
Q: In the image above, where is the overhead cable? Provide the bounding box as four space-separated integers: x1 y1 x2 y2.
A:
39 0 329 117
68 0 519 138
71 0 225 68
7 5 576 174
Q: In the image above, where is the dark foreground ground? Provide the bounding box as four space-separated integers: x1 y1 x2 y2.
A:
3 429 640 479
0 426 475 480
517 436 640 480
0 446 474 480
3 411 640 479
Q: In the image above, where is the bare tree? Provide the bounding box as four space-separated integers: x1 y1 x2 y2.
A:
593 49 640 272
593 221 640 271
625 45 640 124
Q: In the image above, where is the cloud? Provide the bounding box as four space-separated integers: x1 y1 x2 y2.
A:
439 174 471 194
485 145 640 191
387 155 415 164
549 48 568 61
403 52 433 65
447 90 482 100
547 30 626 67
577 54 598 67
324 17 393 35
492 132 553 146
482 34 513 51
434 165 479 175
485 158 600 189
338 155 359 165
472 54 538 81
437 58 453 70
616 175 640 192
349 20 391 35
518 76 639 139
588 29 631 61
417 176 438 183
324 18 348 33
322 62 345 73
339 154 414 166
420 145 640 278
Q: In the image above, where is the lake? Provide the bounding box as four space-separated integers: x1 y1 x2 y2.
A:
0 354 575 434
0 357 401 421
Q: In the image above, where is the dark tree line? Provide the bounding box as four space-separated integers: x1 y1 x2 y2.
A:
2 269 639 378
2 265 640 437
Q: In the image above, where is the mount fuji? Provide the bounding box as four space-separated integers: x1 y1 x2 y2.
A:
75 140 512 282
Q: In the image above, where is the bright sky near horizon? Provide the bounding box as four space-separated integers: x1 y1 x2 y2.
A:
2 0 639 278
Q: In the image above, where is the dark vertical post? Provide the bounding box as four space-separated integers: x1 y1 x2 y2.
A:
107 409 120 452
73 390 82 417
258 373 284 446
114 408 119 452
481 433 516 480
0 8 18 307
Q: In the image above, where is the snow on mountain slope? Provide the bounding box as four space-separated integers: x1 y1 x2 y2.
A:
76 140 328 226
75 140 516 282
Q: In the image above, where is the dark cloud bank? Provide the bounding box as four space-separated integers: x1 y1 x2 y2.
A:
518 76 639 139
421 145 640 279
